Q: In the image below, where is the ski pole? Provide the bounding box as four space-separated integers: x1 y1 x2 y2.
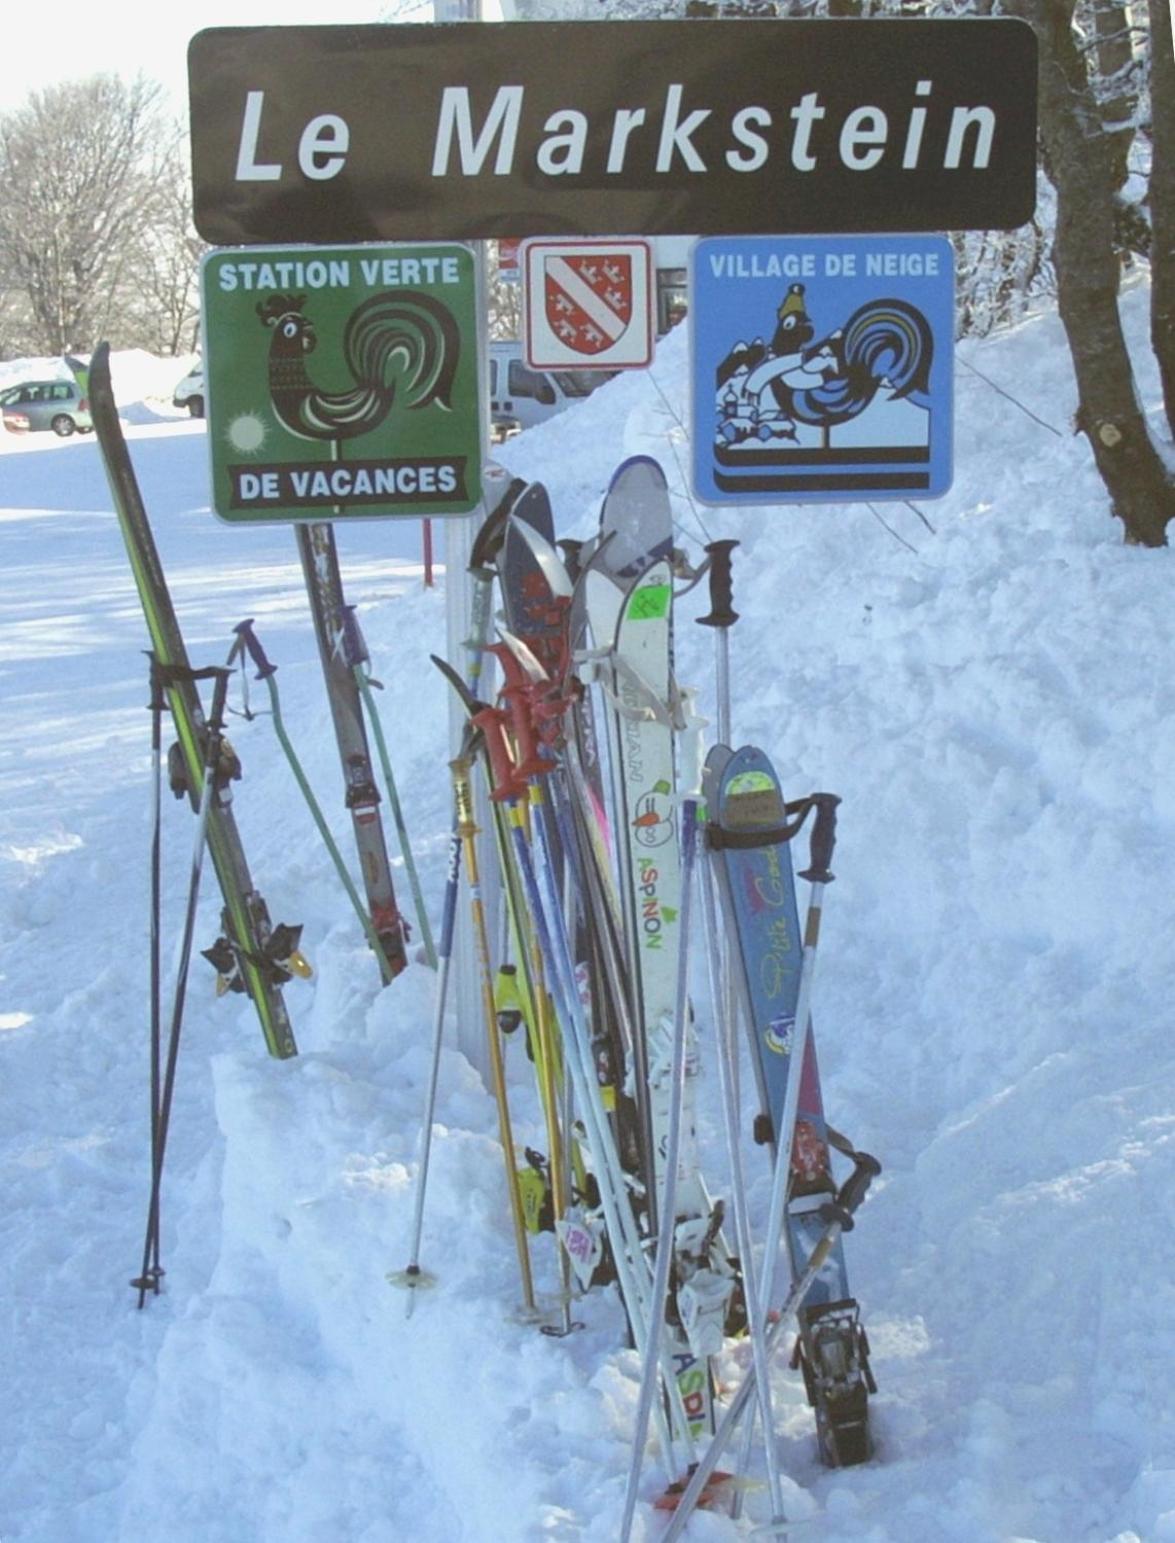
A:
451 752 538 1318
387 821 463 1313
132 665 231 1307
342 606 438 969
141 655 166 1297
230 619 397 983
696 539 739 749
659 1149 881 1543
387 558 506 1308
472 697 690 1459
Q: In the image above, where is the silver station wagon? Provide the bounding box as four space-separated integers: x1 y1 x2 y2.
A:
0 379 92 436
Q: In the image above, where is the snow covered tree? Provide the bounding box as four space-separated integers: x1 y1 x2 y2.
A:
117 140 205 357
1150 0 1175 435
0 75 170 356
1004 0 1172 545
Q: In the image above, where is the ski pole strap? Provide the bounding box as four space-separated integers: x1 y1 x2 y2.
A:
152 660 233 691
706 791 840 887
696 539 739 629
232 619 277 680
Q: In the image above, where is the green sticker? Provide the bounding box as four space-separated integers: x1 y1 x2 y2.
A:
628 582 671 621
728 771 775 795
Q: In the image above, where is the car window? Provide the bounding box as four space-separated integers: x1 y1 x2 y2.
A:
551 370 601 399
0 388 15 405
507 360 556 405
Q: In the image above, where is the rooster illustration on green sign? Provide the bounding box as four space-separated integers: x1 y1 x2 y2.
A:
202 244 481 524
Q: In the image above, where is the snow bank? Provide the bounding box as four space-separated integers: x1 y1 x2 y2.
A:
1 277 1173 1543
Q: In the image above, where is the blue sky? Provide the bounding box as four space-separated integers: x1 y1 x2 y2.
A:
0 1 433 114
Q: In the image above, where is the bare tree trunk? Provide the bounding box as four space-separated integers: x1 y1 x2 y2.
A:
1007 0 1173 545
1085 0 1137 189
1151 0 1175 437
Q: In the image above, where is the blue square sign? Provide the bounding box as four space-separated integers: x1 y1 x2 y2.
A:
691 235 954 505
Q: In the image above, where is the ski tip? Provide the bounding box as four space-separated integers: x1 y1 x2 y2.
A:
470 477 528 572
90 340 112 393
606 454 668 492
506 515 574 599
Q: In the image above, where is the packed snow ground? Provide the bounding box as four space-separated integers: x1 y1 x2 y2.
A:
2 280 1174 1543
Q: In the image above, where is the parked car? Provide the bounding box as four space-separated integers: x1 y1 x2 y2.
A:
0 379 92 436
173 363 204 418
489 341 613 437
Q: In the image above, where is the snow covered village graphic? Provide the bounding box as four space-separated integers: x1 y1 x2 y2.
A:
691 236 955 504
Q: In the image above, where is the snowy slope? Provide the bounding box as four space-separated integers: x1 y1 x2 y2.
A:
2 279 1174 1543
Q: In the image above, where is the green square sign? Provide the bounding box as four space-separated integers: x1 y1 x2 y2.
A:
201 243 482 523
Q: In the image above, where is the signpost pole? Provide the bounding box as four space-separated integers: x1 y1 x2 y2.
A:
444 236 498 1077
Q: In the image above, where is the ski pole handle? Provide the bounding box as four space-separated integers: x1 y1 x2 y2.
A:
232 619 276 681
822 1149 882 1233
798 792 840 884
472 704 529 803
696 539 739 629
206 666 232 739
485 638 531 697
485 643 548 779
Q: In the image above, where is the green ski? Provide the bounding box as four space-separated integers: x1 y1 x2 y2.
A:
91 341 302 1059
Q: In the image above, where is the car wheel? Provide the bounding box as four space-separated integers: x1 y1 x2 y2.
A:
188 396 205 419
51 415 75 437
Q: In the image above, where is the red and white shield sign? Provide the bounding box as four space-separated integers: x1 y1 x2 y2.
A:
523 239 653 371
543 253 633 356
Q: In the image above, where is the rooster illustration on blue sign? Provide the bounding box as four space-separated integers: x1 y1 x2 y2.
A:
691 235 954 505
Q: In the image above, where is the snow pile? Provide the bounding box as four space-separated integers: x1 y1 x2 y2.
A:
1 282 1174 1543
0 347 197 414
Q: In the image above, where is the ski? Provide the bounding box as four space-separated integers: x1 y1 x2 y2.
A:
295 520 409 981
704 743 876 1467
90 341 301 1060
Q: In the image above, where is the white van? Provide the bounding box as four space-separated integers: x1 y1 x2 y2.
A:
489 341 612 437
173 363 205 418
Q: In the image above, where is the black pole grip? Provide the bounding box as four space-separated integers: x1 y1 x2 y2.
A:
145 650 168 711
696 539 739 629
206 666 233 737
798 793 840 884
232 619 276 681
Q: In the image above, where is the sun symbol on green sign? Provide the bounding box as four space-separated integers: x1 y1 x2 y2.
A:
226 412 269 455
